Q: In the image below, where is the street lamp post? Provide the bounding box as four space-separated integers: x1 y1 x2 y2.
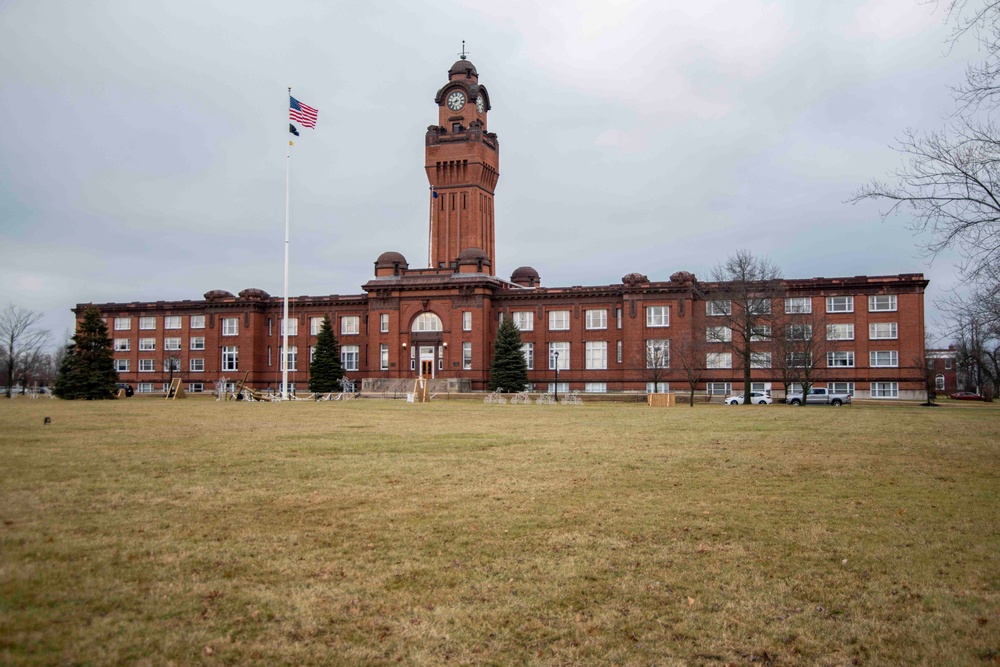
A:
553 350 560 403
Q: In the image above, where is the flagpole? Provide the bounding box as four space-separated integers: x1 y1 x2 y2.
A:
428 186 434 267
282 86 292 400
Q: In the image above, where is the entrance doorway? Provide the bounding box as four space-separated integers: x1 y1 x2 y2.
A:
419 346 436 379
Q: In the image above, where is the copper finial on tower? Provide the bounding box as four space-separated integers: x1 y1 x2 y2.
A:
459 40 468 60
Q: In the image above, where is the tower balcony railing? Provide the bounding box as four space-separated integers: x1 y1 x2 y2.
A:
426 128 498 151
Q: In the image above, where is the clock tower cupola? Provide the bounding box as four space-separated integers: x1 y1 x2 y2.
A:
425 51 499 273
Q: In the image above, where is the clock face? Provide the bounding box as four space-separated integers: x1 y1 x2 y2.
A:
476 94 484 114
446 90 466 111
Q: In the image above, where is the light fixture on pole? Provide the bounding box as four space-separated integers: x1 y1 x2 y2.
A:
553 350 560 403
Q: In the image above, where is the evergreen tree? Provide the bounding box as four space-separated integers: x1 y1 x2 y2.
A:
309 315 344 393
488 315 529 392
54 306 118 400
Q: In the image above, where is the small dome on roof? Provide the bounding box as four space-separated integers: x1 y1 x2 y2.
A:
238 287 270 300
449 59 478 77
457 247 489 264
204 289 234 301
375 251 408 269
511 266 539 281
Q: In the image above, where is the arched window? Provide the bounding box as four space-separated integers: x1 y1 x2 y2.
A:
935 374 946 391
411 313 443 332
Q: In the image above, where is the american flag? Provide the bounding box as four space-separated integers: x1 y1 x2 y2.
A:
289 96 318 128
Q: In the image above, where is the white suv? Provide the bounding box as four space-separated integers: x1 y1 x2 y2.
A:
725 391 772 405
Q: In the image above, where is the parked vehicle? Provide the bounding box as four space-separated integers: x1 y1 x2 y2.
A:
785 387 851 406
949 391 984 400
115 383 134 398
725 392 772 405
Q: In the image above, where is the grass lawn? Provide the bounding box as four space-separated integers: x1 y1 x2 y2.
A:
0 397 998 666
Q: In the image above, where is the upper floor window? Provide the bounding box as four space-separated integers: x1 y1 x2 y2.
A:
646 339 670 368
222 318 239 336
463 311 473 332
549 341 570 370
411 312 443 332
340 316 360 335
281 318 299 336
139 316 156 330
826 296 854 313
869 322 898 340
706 352 732 369
827 323 855 340
512 311 533 331
380 313 390 333
750 325 771 341
114 317 131 330
747 298 771 315
585 341 607 369
646 306 669 327
164 316 181 330
868 295 897 312
190 315 205 329
785 297 811 314
139 338 155 351
190 337 205 350
786 324 812 340
586 309 608 330
114 338 130 351
707 326 731 343
310 317 323 336
164 338 181 351
707 300 731 316
548 310 570 331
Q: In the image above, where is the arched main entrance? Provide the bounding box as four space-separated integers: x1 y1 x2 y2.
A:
410 312 444 379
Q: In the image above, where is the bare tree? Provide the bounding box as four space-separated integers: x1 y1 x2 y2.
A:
697 251 783 406
772 310 830 401
0 304 51 398
671 335 704 407
644 338 670 393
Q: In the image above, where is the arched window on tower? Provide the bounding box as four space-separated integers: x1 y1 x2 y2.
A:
411 313 443 332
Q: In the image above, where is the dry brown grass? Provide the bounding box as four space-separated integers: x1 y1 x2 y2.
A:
1 397 998 666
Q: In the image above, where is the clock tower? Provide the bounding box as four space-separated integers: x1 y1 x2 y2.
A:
425 55 500 273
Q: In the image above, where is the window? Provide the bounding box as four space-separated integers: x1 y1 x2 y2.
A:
164 316 181 330
945 358 953 370
826 296 854 313
188 383 204 393
463 311 472 331
647 382 670 393
114 317 131 330
522 342 534 370
222 346 238 371
646 306 669 327
222 318 239 336
281 346 297 371
341 345 359 371
281 318 299 336
139 317 156 330
585 341 607 370
268 318 273 336
827 351 855 367
786 324 812 340
751 352 771 369
189 358 204 372
748 298 771 315
512 311 533 331
828 382 855 396
869 295 897 312
190 315 205 329
310 317 323 336
380 344 389 370
548 310 570 331
706 352 732 369
826 323 855 340
138 359 154 372
871 382 899 398
616 308 623 329
547 382 570 395
616 340 622 364
785 297 811 314
113 359 130 372
750 326 771 342
114 338 130 351
707 382 731 395
707 326 731 342
870 350 898 367
137 383 153 394
869 322 898 340
163 358 181 372
786 352 812 368
380 313 389 333
935 374 946 391
585 382 607 393
190 337 205 350
411 313 443 332
462 342 472 370
139 338 155 351
707 300 731 316
586 309 608 330
646 339 670 368
164 338 181 351
549 342 570 370
268 347 272 366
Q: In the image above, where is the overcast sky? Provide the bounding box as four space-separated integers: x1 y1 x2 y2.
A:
0 0 979 347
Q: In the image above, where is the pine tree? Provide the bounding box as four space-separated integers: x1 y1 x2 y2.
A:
54 306 118 400
309 315 344 393
488 315 529 392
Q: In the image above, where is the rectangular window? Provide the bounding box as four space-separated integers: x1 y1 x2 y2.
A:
113 359 130 372
868 295 898 312
139 338 155 351
751 352 772 369
616 340 622 364
585 341 607 370
748 298 771 315
380 344 389 370
164 316 181 330
871 382 899 398
616 307 622 329
282 346 297 371
139 316 156 330
114 338 130 351
189 358 204 372
138 359 154 372
707 326 731 342
645 306 669 327
164 337 181 351
188 383 204 393
222 318 239 336
549 342 570 370
585 382 607 393
586 309 608 330
547 382 570 395
163 357 181 372
114 317 131 330
785 297 812 314
786 324 812 340
341 345 359 371
828 382 855 396
869 322 898 340
945 359 953 370
341 316 360 336
707 382 731 395
706 352 732 369
281 318 299 336
786 352 812 368
221 346 238 371
826 323 855 340
750 325 771 342
548 310 570 331
310 317 323 336
827 351 855 367
190 315 205 329
463 311 472 331
137 383 153 393
462 342 473 370
522 342 534 370
826 296 854 313
190 337 205 350
512 311 533 331
380 313 389 333
870 350 899 367
647 382 670 393
707 300 732 316
309 346 315 363
646 339 670 368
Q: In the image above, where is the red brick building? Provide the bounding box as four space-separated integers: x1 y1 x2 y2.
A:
77 57 930 400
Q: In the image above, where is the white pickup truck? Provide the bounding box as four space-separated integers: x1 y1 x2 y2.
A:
785 387 851 406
